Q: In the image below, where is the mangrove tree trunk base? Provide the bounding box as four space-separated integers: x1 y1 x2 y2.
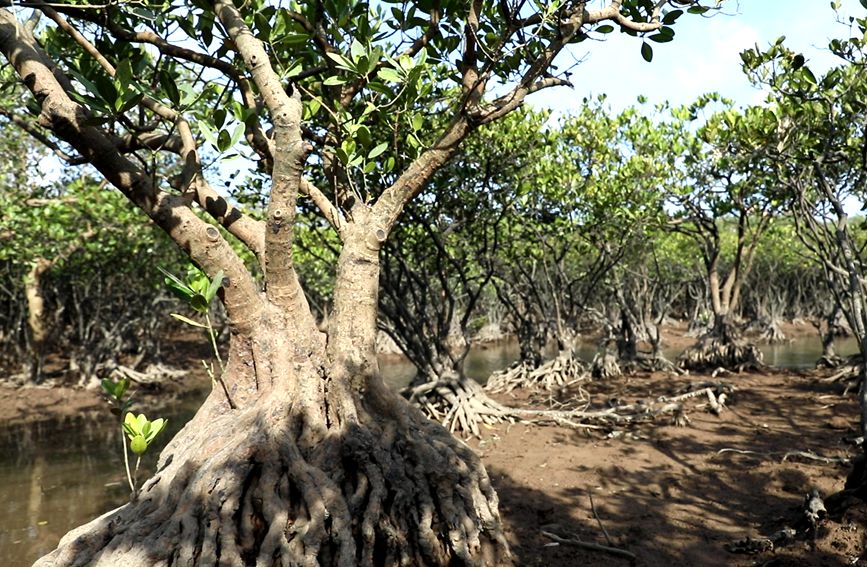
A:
485 352 587 394
34 387 512 567
677 334 764 372
591 351 621 380
620 353 683 375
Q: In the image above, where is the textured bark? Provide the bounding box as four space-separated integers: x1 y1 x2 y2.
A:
35 306 511 566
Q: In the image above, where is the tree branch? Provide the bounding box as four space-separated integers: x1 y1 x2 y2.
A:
0 7 263 331
213 0 312 320
38 2 267 260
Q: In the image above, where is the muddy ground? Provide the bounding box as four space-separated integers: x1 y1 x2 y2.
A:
3 323 867 566
480 369 866 566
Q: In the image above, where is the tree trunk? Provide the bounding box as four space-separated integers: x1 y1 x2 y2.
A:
678 314 763 371
24 258 51 382
35 239 511 567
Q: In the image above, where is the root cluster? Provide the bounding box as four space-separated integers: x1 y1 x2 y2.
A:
485 352 587 394
677 335 764 372
408 372 735 437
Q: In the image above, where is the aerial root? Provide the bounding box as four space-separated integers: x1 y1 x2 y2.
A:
485 352 588 394
677 334 764 372
591 351 621 380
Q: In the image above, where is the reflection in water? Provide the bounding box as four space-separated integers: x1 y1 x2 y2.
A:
0 336 857 566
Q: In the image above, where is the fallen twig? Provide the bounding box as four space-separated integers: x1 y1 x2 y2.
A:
541 530 637 566
716 448 849 466
588 490 612 546
782 450 850 466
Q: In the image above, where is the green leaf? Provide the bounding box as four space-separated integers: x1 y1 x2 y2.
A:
190 294 209 313
160 71 180 106
116 378 129 400
217 129 232 152
648 33 674 43
115 59 133 90
170 312 208 328
148 418 167 442
323 76 346 86
124 412 142 435
198 120 218 146
326 52 354 70
662 10 682 25
101 378 117 398
377 68 402 83
368 142 388 159
350 38 366 63
595 24 614 34
159 267 195 301
640 42 653 62
205 270 224 304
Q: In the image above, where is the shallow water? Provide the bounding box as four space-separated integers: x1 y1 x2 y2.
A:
0 336 857 566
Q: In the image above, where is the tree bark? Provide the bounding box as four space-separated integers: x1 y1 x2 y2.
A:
35 265 511 566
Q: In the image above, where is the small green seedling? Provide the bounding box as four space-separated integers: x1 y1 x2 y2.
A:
123 413 168 455
159 265 235 408
122 412 168 495
101 378 167 498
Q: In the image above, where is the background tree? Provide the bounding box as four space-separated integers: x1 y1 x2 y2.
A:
0 170 186 386
669 98 780 370
742 18 867 513
0 0 711 564
487 99 675 386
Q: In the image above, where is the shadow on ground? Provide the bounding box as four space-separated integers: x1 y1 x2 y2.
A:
478 369 867 566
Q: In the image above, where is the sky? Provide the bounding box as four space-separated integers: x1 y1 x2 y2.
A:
37 1 867 182
528 0 866 114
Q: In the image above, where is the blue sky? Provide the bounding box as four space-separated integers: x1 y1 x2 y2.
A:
529 0 865 114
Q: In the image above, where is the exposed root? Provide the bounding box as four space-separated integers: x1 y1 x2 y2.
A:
408 376 517 438
822 355 864 384
408 375 732 437
35 386 512 566
111 363 188 385
485 352 587 394
591 350 621 380
759 320 787 344
677 334 764 372
816 354 845 369
618 353 684 375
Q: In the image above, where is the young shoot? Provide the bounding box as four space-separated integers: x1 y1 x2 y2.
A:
101 377 167 499
159 265 235 408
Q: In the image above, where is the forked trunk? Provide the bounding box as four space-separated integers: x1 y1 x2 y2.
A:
36 241 511 567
